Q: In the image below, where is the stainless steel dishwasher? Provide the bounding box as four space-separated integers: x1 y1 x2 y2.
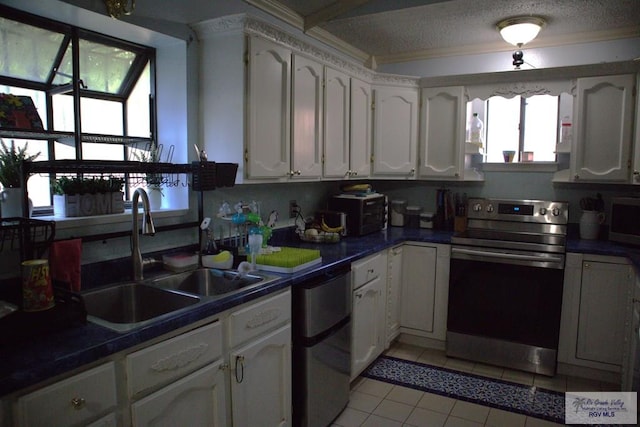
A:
293 264 351 427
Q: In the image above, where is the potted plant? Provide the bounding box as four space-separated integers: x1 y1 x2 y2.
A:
0 139 39 217
53 176 124 217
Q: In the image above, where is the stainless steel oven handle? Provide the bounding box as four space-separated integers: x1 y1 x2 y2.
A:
451 247 563 264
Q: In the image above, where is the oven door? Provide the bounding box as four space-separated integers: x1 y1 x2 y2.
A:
448 246 565 350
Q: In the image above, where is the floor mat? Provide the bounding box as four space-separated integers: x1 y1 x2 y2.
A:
362 355 565 424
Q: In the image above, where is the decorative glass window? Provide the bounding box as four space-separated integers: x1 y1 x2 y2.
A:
0 5 155 210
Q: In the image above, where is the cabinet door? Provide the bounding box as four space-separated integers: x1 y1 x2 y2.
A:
246 36 291 179
352 275 386 379
323 67 351 178
350 77 372 178
400 245 437 333
131 360 227 427
372 86 418 177
291 55 323 180
572 74 634 182
418 86 465 179
231 325 291 427
632 73 640 185
386 246 403 347
577 261 633 366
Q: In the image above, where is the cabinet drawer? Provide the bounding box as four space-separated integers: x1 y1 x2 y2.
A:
127 321 222 398
17 362 117 427
352 252 384 289
228 289 291 348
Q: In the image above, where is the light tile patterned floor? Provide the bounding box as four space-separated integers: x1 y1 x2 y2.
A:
332 342 619 427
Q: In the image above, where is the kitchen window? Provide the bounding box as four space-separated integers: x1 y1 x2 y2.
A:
468 94 560 163
0 5 156 211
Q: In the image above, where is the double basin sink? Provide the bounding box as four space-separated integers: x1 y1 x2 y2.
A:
82 268 279 332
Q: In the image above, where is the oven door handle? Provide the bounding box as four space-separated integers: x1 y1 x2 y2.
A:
451 247 564 264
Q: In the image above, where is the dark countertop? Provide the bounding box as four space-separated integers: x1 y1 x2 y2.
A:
1 225 638 397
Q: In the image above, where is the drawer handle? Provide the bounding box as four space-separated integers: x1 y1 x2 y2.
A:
235 355 245 383
71 397 86 410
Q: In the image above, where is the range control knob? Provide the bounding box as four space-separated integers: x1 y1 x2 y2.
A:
472 203 482 212
551 207 561 216
539 207 547 215
486 204 494 213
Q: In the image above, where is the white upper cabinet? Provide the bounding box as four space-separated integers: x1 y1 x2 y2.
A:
418 86 465 179
372 86 418 178
323 67 351 178
571 74 635 182
349 77 372 178
632 73 640 185
246 36 292 180
291 55 323 180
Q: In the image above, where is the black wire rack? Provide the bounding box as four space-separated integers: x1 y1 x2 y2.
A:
0 217 56 261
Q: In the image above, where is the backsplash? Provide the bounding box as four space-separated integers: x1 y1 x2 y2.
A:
1 171 638 284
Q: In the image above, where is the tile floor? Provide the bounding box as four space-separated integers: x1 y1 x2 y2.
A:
332 342 619 427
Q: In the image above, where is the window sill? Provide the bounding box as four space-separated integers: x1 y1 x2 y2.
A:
37 208 190 232
481 162 559 173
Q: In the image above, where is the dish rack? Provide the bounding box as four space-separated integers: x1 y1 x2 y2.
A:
0 217 56 261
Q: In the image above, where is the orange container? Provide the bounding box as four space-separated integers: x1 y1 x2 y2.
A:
21 259 55 312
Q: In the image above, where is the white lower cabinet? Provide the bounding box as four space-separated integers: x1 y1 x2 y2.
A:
559 253 634 379
227 290 292 427
351 251 388 379
15 362 117 427
386 245 403 347
131 360 227 426
127 321 226 426
229 325 291 427
399 243 450 343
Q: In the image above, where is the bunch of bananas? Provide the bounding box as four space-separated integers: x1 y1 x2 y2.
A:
320 216 344 234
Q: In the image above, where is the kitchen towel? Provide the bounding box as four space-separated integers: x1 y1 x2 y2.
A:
48 238 82 292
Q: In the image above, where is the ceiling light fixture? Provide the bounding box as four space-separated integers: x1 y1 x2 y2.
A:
104 0 135 19
497 16 545 69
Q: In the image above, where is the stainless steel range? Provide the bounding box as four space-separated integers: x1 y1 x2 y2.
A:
447 198 568 376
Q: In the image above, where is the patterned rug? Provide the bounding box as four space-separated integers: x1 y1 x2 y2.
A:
362 355 565 424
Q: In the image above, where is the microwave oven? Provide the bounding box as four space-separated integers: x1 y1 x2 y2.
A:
609 197 640 246
328 193 387 236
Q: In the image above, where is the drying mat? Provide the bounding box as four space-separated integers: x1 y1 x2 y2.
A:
255 247 321 273
362 355 566 424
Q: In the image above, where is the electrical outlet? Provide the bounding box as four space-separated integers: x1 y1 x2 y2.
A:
289 200 299 218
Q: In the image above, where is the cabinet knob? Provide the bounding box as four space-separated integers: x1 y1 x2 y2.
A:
70 397 86 410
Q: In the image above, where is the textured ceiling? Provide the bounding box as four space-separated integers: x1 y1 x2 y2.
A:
269 0 640 61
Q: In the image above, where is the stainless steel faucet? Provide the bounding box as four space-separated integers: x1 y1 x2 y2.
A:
131 188 156 281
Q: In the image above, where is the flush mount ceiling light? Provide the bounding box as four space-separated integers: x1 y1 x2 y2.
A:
497 16 545 69
497 16 546 47
104 0 136 19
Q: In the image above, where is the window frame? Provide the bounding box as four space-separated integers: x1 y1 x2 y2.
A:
0 4 157 211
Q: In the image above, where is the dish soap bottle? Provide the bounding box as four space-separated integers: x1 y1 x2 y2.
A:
468 113 484 145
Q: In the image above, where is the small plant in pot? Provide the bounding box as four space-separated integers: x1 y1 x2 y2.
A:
53 176 125 217
0 139 39 217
